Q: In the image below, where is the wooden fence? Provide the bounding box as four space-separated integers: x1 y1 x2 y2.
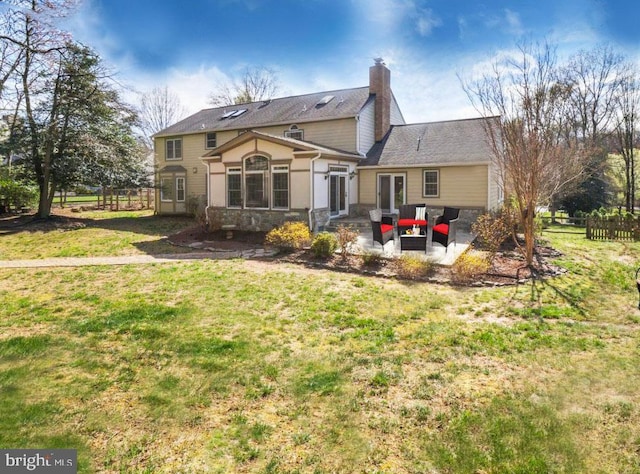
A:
54 188 154 211
586 215 640 241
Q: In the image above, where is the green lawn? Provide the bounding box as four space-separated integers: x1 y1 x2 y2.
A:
0 217 639 473
0 210 195 259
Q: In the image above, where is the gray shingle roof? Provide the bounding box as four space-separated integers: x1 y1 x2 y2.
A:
155 86 372 137
361 117 497 167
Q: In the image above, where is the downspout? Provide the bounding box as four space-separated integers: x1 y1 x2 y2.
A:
204 159 211 226
355 114 360 156
308 152 322 232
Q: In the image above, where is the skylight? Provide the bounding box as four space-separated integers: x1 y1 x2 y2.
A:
230 109 247 118
220 110 236 119
317 95 334 106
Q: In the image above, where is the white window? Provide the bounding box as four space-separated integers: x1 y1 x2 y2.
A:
160 177 173 202
423 169 439 197
205 132 217 149
244 155 269 208
284 124 304 141
176 177 185 202
227 167 242 207
166 138 182 160
272 165 289 209
161 177 185 202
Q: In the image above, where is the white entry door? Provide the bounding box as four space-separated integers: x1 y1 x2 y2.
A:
329 173 348 217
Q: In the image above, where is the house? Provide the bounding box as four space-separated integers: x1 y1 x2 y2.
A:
153 59 501 231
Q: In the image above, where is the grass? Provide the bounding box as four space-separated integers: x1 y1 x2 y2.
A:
0 219 639 472
0 209 195 259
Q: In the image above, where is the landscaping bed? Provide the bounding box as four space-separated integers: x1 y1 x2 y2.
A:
167 224 564 286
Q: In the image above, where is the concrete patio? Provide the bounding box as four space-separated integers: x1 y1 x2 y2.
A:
328 217 475 266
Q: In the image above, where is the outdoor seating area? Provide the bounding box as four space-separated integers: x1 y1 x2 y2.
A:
361 205 469 265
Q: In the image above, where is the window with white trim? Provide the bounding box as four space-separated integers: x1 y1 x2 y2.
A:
423 169 439 197
205 132 217 149
244 155 269 208
272 165 289 209
284 124 304 140
176 177 185 202
227 167 242 207
166 138 182 160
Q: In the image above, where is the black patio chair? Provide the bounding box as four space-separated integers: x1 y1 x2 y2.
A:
432 207 460 252
369 209 394 250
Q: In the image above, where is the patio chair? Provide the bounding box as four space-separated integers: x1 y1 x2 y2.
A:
369 209 394 250
432 207 460 252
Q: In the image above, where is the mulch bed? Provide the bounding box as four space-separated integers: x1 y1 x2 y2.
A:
167 225 565 286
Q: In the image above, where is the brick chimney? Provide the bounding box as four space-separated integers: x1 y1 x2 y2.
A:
369 58 391 142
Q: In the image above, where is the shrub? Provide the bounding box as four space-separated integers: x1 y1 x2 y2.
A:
0 173 37 213
393 254 434 280
335 225 360 259
310 232 338 259
472 207 515 257
265 221 311 251
450 249 490 284
361 251 383 267
187 195 207 230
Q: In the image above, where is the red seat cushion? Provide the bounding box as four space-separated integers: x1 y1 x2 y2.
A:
433 223 449 235
398 218 427 227
380 223 394 234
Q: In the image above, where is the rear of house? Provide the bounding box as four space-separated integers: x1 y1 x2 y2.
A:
153 59 501 231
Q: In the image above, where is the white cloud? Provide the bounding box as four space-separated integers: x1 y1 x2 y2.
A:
503 9 524 36
415 8 442 36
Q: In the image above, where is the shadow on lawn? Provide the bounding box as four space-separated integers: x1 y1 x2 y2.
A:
0 210 195 238
511 267 588 318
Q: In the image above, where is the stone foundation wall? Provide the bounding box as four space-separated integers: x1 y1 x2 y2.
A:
207 207 309 232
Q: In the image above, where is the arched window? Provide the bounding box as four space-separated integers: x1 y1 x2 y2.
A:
244 155 269 208
284 124 304 140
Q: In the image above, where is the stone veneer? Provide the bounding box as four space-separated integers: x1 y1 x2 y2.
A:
207 207 315 232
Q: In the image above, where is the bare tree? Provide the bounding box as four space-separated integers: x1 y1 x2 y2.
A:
209 66 280 106
558 44 627 213
138 86 186 148
614 65 639 212
463 41 586 266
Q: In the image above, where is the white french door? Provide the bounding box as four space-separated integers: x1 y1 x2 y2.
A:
378 173 405 213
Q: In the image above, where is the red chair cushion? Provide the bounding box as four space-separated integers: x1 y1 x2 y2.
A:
380 223 394 234
433 223 449 235
398 218 427 227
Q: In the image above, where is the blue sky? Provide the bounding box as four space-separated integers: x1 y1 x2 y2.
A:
66 0 640 123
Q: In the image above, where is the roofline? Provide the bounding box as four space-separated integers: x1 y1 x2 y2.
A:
357 160 491 169
387 115 501 128
153 85 370 138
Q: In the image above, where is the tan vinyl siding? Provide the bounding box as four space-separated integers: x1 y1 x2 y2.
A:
358 168 379 205
250 118 358 153
359 165 489 209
